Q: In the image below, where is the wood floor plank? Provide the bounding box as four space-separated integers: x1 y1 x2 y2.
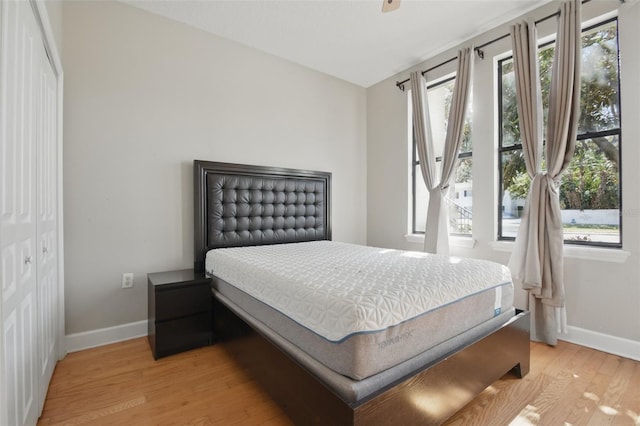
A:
542 347 608 424
446 370 552 426
38 338 640 426
587 357 638 425
533 346 606 424
445 341 563 426
612 361 640 425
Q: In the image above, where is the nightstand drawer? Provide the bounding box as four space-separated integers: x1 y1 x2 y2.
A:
154 313 212 357
148 269 213 359
155 284 211 322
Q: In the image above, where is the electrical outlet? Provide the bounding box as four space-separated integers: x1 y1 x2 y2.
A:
122 272 134 289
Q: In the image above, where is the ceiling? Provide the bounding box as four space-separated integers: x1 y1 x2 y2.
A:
124 0 552 88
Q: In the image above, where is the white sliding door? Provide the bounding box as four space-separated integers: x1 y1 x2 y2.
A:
0 0 61 424
36 38 58 412
1 1 40 424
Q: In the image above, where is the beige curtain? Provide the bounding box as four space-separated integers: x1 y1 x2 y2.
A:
410 47 473 255
508 0 581 345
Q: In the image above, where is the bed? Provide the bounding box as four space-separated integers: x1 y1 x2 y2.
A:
194 160 530 425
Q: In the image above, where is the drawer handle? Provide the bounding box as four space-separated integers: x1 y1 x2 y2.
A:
24 256 33 265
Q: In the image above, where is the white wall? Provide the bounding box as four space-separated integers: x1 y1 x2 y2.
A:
367 0 640 346
62 1 367 335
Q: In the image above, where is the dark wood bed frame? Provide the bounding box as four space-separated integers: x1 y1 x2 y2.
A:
194 160 530 425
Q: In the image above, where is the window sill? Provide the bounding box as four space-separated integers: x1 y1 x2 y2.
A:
405 234 477 249
489 241 630 263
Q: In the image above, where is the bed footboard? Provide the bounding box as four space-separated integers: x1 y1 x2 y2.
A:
214 298 530 426
354 309 530 425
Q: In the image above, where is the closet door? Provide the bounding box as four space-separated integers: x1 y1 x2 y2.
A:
1 1 44 424
36 41 58 412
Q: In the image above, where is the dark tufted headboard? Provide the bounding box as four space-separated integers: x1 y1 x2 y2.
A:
194 160 332 272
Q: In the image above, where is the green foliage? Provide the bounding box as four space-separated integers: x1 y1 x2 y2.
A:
508 170 531 200
500 61 520 147
456 158 472 183
579 27 620 133
560 139 619 209
501 150 526 196
501 23 620 211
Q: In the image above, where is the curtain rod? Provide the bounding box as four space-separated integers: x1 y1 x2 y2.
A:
395 0 597 91
393 56 458 91
475 0 594 58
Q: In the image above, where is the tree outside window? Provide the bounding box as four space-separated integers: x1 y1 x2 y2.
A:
498 18 622 246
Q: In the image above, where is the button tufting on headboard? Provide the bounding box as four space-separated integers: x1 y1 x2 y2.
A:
207 173 326 248
194 161 332 272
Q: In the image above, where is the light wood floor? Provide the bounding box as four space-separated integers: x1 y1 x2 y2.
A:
38 337 639 425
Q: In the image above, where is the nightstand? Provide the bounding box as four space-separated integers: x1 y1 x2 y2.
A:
147 269 213 359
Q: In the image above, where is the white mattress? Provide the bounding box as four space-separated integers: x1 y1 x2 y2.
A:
206 241 512 342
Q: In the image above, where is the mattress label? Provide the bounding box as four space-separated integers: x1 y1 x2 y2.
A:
494 285 502 317
377 330 414 350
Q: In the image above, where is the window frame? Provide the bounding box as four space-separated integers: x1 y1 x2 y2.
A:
497 17 623 248
411 76 473 236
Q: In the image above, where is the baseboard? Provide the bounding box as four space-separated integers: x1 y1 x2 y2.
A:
65 320 148 353
561 325 640 361
63 320 639 361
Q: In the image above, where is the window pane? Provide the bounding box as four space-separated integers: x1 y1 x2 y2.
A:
449 158 473 235
500 44 554 148
500 60 519 148
560 135 620 244
500 150 527 238
428 80 455 158
414 164 428 233
426 79 473 155
579 22 620 133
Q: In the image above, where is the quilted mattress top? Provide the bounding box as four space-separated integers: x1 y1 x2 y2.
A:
206 241 512 341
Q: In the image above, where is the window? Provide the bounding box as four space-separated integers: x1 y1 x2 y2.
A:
498 18 622 247
412 77 473 236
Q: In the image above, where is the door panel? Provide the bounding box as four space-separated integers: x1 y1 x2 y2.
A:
3 311 18 425
36 48 58 409
0 1 49 424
